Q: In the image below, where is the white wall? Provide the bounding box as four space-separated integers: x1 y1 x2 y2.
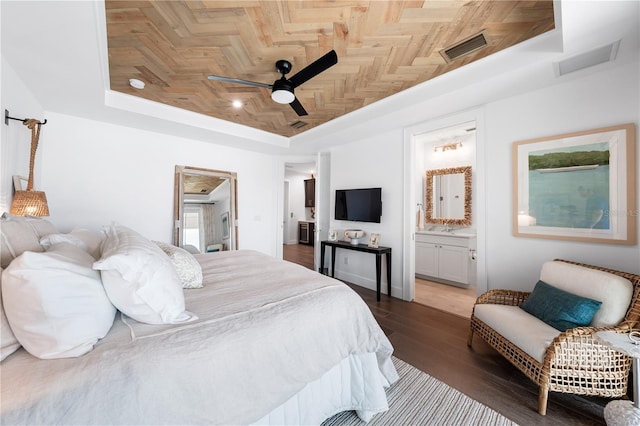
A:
329 57 639 297
328 128 404 295
417 128 477 231
2 5 637 297
0 59 46 212
483 60 640 290
36 112 280 256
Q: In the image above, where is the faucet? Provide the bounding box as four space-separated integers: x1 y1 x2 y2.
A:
443 223 451 232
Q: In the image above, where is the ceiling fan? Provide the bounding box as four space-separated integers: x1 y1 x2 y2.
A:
208 50 338 116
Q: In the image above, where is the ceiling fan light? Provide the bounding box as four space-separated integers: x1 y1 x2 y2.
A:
272 89 295 104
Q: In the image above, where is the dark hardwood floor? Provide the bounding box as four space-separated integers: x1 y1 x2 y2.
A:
283 243 315 270
283 243 614 425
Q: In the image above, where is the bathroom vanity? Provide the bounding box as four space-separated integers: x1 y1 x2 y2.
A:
415 230 477 287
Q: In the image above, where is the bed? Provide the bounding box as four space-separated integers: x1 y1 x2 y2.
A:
0 217 398 425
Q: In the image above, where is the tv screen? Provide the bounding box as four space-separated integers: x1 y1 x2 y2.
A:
335 188 382 223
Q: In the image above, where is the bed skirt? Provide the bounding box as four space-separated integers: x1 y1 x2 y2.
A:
253 352 390 425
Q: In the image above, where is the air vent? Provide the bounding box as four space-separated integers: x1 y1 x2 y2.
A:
553 40 620 77
289 120 308 129
440 31 489 63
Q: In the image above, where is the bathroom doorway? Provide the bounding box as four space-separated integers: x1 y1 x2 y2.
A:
412 121 478 318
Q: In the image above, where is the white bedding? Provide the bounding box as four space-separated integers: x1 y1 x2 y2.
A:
1 250 397 425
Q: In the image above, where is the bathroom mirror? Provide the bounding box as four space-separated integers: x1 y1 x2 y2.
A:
174 166 238 252
425 166 472 226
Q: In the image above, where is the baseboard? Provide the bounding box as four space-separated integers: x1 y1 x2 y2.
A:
332 270 400 298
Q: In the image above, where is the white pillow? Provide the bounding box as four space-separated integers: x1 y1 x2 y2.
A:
1 243 116 359
0 213 57 268
540 261 634 327
154 241 203 289
41 229 104 260
93 224 196 325
0 267 21 361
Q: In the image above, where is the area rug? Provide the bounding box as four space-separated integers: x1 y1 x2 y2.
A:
322 357 517 426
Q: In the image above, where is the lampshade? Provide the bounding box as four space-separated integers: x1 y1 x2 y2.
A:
10 190 49 217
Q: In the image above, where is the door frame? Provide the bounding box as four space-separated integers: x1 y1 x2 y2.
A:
278 156 318 259
314 152 331 272
402 108 487 302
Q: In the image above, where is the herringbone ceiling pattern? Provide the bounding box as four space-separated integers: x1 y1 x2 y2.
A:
106 1 555 137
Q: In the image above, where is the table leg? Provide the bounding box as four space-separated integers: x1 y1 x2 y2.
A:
635 358 639 408
320 243 325 274
386 252 391 298
376 254 381 301
330 247 336 278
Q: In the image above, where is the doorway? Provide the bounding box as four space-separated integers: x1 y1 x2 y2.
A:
282 161 316 269
414 122 477 317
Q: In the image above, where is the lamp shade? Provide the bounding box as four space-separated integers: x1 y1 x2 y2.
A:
10 190 50 217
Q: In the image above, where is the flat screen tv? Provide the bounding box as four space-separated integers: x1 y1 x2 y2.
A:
335 188 382 223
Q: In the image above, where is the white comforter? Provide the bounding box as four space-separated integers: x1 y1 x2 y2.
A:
1 250 397 425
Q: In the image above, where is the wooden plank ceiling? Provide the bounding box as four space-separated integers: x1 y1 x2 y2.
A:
184 174 225 195
106 1 555 137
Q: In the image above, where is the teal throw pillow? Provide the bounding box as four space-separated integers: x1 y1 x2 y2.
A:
520 280 602 332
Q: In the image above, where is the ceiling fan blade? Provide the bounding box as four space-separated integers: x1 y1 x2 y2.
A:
288 50 338 88
207 75 272 89
289 97 308 116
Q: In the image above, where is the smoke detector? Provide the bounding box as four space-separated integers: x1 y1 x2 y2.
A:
129 78 145 89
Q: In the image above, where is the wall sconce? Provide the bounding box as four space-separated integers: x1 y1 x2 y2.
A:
6 111 50 216
434 142 463 152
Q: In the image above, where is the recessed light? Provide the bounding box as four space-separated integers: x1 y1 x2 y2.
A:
232 100 243 109
129 78 145 89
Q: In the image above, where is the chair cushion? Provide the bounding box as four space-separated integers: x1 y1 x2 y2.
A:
474 304 561 363
520 280 602 331
540 261 633 327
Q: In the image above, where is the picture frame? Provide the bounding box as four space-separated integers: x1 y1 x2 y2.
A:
12 175 27 191
221 211 230 239
328 229 338 241
513 123 636 244
368 233 381 248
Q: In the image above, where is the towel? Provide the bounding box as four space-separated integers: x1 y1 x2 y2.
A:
417 206 425 230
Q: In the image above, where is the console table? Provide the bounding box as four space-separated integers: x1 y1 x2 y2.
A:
319 240 391 301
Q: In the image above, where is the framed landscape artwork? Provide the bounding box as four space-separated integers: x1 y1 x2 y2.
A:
221 211 230 239
513 123 636 244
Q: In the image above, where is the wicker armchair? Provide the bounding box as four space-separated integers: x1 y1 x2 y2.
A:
467 259 640 415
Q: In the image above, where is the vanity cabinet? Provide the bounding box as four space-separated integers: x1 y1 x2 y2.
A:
415 232 476 287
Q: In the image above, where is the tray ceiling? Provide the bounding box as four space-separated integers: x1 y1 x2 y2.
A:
105 1 555 137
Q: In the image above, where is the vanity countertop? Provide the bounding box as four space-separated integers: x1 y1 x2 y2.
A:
416 229 476 238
